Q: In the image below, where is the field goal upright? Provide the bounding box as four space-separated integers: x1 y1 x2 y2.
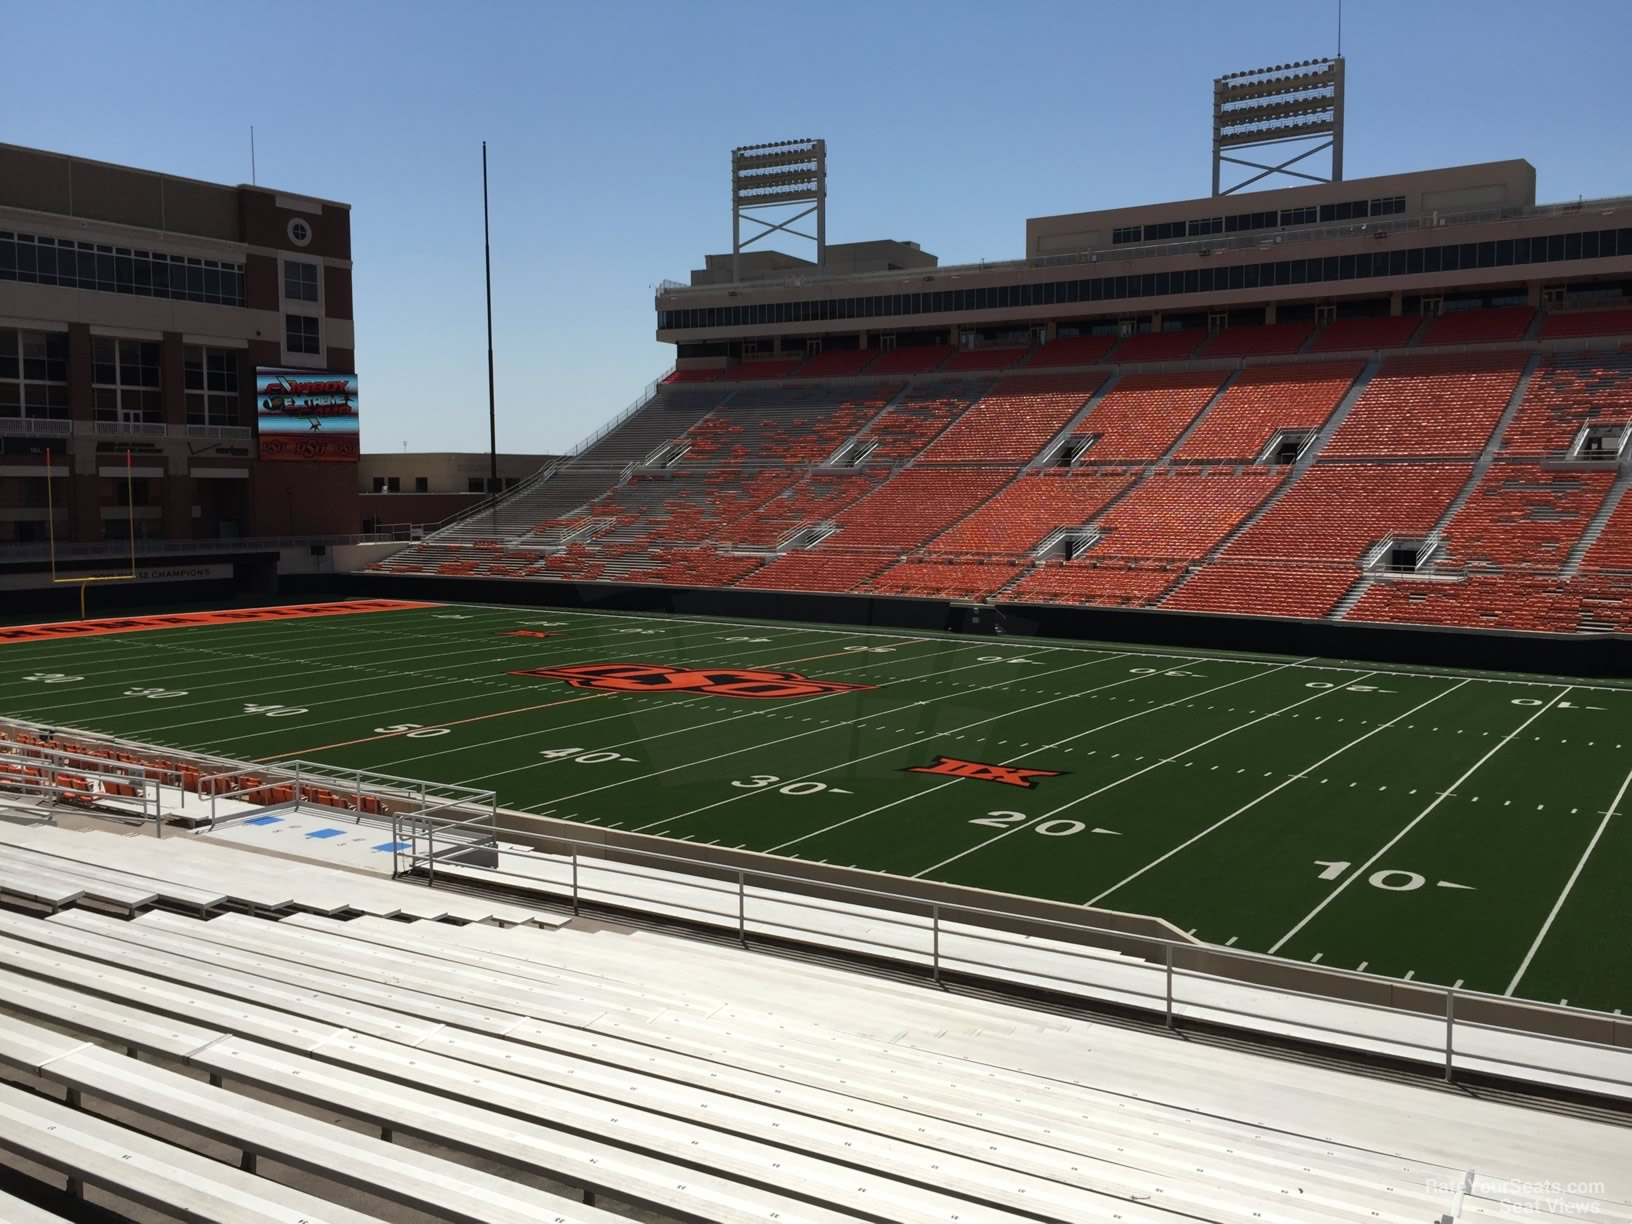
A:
45 447 138 619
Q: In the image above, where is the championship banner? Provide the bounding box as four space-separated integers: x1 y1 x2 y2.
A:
256 368 359 462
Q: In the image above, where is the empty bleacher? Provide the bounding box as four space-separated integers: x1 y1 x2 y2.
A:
1499 349 1632 455
1106 329 1205 363
1009 560 1182 607
681 383 897 463
1434 465 1617 572
825 467 1013 550
1023 333 1117 367
862 557 1027 599
1421 305 1536 346
723 470 889 548
1222 462 1473 563
1309 314 1420 352
1321 351 1527 457
1092 468 1286 560
719 356 802 380
735 549 893 593
575 387 726 463
866 344 951 375
1581 489 1632 572
918 373 1106 464
1539 307 1632 340
1199 321 1313 358
791 347 878 377
856 380 987 460
939 346 1029 372
926 469 1136 556
1162 562 1363 619
0 805 1626 1224
1068 367 1228 460
1174 361 1364 461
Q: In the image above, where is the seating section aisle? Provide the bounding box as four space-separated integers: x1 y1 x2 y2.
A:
1174 361 1363 461
1223 462 1473 563
372 333 1632 635
1009 560 1182 608
862 558 1027 600
1069 368 1228 460
1093 469 1286 560
1420 306 1535 346
1108 330 1205 362
859 381 987 459
1310 315 1419 352
825 467 1014 550
926 469 1137 556
1 825 1612 1224
1435 465 1616 572
1163 563 1362 619
919 373 1107 463
681 383 898 463
1539 308 1632 340
1322 352 1526 457
1025 334 1117 367
1201 322 1312 357
1500 350 1632 455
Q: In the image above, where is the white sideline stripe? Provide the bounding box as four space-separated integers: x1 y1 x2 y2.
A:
916 665 1370 879
1268 687 1573 955
768 656 1307 855
0 604 589 718
1086 678 1471 906
0 602 546 685
628 652 1204 835
439 601 1632 693
1505 764 1632 996
81 617 797 742
375 632 964 777
504 644 1086 805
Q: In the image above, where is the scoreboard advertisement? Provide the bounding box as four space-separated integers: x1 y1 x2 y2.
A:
256 368 360 462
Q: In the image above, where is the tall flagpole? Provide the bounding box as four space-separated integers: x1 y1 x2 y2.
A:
483 141 497 494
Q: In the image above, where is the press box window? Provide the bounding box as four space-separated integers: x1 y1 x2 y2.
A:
284 260 319 303
285 314 320 355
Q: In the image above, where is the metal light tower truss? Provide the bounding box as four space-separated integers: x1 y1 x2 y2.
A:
732 139 826 280
1212 58 1344 196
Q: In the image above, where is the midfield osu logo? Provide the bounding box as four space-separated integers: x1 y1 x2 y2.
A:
513 662 877 700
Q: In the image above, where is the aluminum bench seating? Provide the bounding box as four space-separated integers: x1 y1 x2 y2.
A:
0 1081 389 1224
0 925 1123 1223
0 846 155 915
2 908 1584 1223
0 865 85 914
0 1015 625 1224
0 838 223 912
0 1184 74 1224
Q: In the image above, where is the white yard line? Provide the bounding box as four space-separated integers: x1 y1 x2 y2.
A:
344 630 952 774
477 644 1086 800
1267 687 1573 955
437 601 1632 693
1085 678 1472 906
768 657 1310 855
914 666 1374 879
41 616 790 738
1504 764 1632 996
623 652 1232 834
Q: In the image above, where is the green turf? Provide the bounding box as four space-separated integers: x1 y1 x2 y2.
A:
3 599 1629 1012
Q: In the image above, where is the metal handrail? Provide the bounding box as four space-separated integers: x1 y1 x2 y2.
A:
0 417 72 436
398 808 1632 1091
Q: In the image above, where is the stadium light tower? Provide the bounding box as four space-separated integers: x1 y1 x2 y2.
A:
731 139 826 281
1212 58 1345 196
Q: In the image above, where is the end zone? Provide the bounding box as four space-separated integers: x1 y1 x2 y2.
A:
0 600 440 645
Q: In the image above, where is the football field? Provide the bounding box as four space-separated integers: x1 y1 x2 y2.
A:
3 598 1630 1014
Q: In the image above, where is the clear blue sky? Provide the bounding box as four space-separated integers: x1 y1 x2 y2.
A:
4 0 1628 454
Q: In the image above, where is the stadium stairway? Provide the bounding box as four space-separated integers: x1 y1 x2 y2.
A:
1563 470 1632 577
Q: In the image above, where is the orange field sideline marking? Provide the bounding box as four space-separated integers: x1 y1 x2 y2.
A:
0 600 440 645
253 693 610 762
